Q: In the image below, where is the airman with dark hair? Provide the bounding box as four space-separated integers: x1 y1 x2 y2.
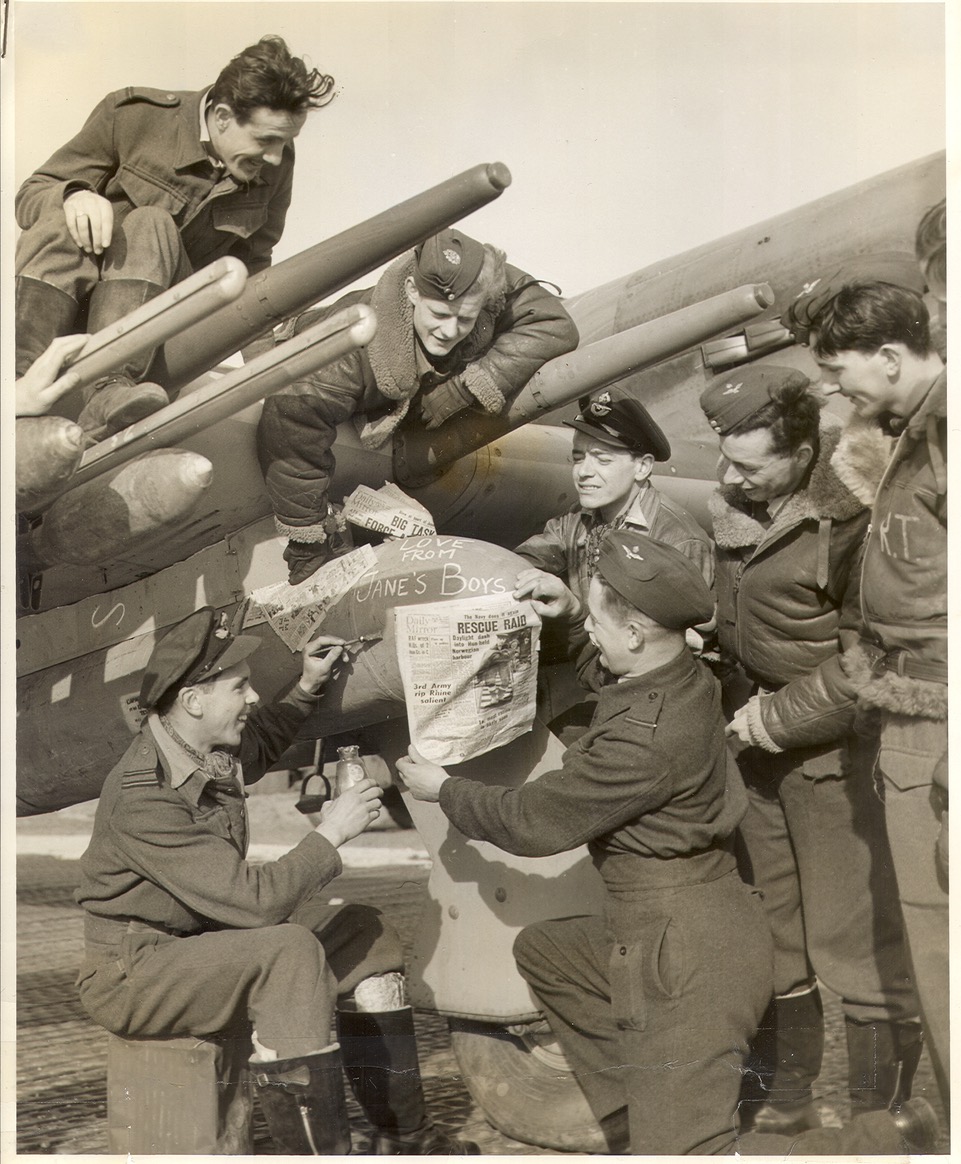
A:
15 36 334 443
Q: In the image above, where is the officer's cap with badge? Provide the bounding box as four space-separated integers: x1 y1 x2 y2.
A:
566 390 672 462
413 228 486 302
140 607 261 709
699 364 813 436
595 531 714 629
781 252 927 344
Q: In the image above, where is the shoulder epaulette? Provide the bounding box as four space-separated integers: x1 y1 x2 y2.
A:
624 688 666 737
122 767 161 790
116 86 182 109
120 739 162 790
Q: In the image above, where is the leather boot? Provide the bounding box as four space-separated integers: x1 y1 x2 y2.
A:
739 987 824 1134
15 276 80 377
284 539 331 585
251 1044 352 1154
846 1018 924 1113
76 279 169 443
337 1007 479 1154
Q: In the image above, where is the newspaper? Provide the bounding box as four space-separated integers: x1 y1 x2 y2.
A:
343 482 436 538
246 544 378 651
394 592 541 765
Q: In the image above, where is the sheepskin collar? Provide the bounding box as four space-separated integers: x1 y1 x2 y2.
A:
710 415 864 550
830 413 895 506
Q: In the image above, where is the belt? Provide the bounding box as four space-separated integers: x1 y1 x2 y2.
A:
861 642 947 685
84 914 194 946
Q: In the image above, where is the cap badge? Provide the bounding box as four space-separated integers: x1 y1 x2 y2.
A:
797 278 821 298
589 391 612 417
722 382 742 396
622 543 646 561
443 249 461 265
213 612 230 640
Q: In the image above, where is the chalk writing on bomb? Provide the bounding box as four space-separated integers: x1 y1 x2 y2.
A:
353 542 508 605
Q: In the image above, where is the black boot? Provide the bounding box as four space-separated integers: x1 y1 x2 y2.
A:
76 279 169 442
846 1018 924 1113
251 1045 352 1155
337 1007 479 1155
739 987 824 1134
284 539 331 585
15 276 80 377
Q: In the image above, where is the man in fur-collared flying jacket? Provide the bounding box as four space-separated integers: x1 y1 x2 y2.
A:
788 264 949 1113
257 226 579 583
698 364 920 1135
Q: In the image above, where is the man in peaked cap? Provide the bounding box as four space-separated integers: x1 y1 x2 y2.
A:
75 607 477 1156
15 37 334 444
796 257 949 1113
514 388 713 669
258 226 578 582
700 364 921 1135
397 533 937 1156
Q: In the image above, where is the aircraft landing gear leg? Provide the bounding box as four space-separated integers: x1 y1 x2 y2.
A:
448 1018 607 1152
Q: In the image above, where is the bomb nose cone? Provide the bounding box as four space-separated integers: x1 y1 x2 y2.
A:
16 416 86 513
28 447 216 568
180 452 214 491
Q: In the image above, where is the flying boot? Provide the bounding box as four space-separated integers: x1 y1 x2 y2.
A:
76 278 169 444
846 1017 924 1113
15 276 80 378
337 1007 479 1154
739 986 824 1134
284 507 353 584
251 1044 352 1155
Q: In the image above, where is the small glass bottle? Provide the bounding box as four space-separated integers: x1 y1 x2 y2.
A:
334 745 368 797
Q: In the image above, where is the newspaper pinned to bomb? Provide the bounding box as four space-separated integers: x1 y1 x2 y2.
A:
246 544 378 651
394 592 541 765
343 482 436 539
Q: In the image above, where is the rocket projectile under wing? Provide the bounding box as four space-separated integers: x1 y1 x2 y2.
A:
45 302 377 500
59 257 249 396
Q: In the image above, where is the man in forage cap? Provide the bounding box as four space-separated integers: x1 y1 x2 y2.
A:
75 606 477 1156
699 362 921 1134
397 533 937 1155
258 226 578 582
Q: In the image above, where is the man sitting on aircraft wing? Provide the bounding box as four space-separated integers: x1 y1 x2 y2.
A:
15 36 333 445
257 226 579 583
397 534 938 1156
74 608 477 1156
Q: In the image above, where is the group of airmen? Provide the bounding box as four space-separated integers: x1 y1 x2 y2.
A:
14 33 948 1158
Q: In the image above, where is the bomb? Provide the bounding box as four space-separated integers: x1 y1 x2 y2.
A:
25 449 214 568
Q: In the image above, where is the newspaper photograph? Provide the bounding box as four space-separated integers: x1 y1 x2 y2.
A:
246 544 378 651
394 592 541 765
